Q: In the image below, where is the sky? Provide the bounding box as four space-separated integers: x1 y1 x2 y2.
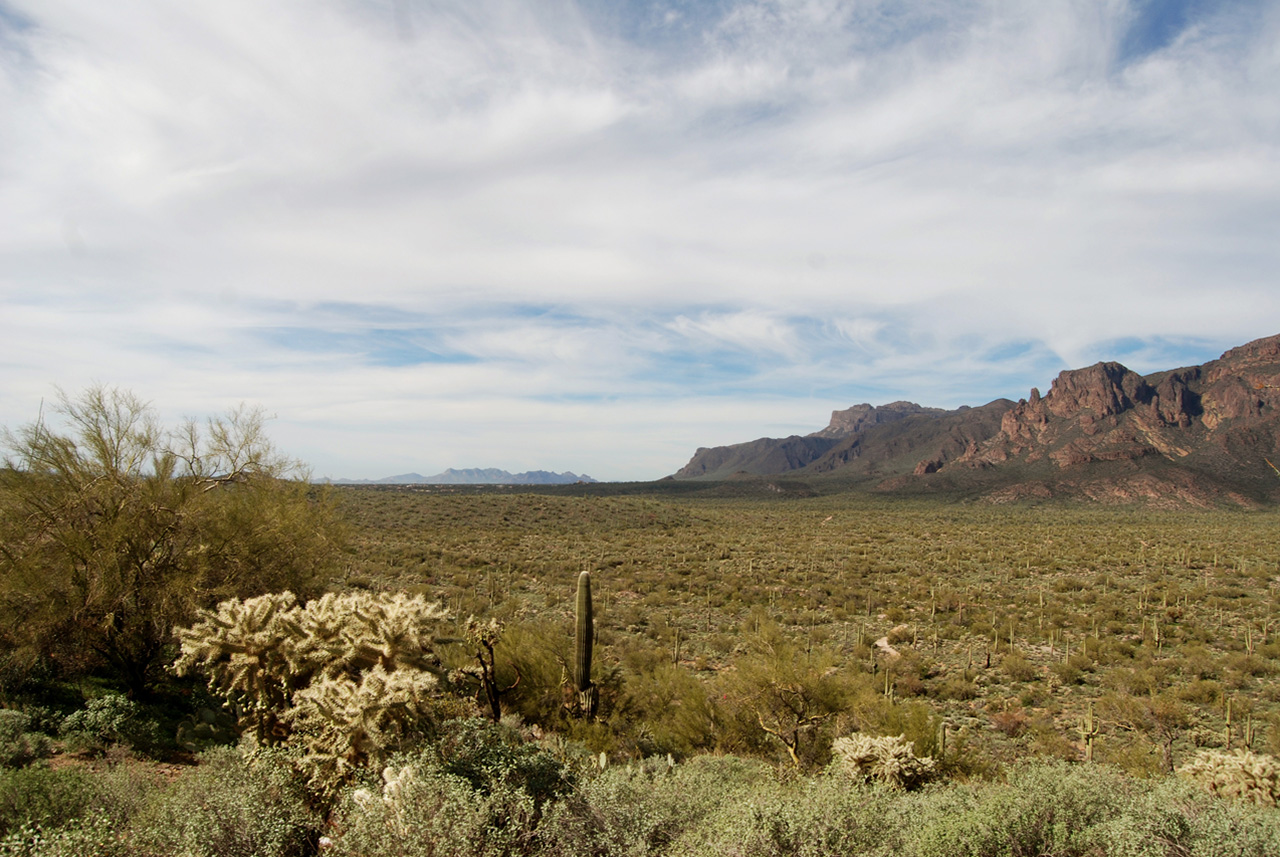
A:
1 0 1278 482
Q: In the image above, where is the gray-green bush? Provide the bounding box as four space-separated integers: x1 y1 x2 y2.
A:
331 766 538 857
541 755 775 857
0 712 50 769
0 767 95 841
129 745 316 857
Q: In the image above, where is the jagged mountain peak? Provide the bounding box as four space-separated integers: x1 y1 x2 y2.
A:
673 334 1280 506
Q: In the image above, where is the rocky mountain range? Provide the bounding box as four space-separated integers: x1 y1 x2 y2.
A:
673 334 1280 507
334 468 597 485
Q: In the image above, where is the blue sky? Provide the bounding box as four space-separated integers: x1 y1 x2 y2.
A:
1 0 1278 481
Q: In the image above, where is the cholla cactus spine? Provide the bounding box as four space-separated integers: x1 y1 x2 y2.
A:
1178 748 1280 806
831 733 937 790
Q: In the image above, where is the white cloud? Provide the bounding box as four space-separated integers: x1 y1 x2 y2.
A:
668 311 800 358
0 0 1277 479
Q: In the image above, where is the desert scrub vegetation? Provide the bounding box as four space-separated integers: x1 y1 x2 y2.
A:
9 747 1275 856
0 386 343 700
332 486 1280 776
6 467 1280 852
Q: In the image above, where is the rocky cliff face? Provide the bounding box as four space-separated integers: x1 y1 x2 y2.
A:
960 335 1280 467
945 334 1280 504
674 400 1009 482
674 435 840 479
672 334 1280 506
811 401 946 439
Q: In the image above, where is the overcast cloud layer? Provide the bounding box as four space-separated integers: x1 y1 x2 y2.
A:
1 0 1278 480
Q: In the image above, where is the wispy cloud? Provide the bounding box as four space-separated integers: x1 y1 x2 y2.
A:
1 0 1277 479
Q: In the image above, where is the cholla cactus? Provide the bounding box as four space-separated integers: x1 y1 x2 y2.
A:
299 591 450 677
831 733 938 790
1178 748 1280 806
173 591 303 742
286 665 442 796
175 589 453 797
381 763 417 809
352 763 420 837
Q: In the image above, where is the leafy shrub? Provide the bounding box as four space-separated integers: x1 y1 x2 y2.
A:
932 676 977 701
0 810 125 857
1090 774 1280 857
0 766 95 840
332 765 538 857
330 720 571 856
129 745 316 857
908 760 1131 857
990 707 1030 738
670 770 900 857
540 754 776 857
59 696 159 755
1001 654 1038 683
0 712 51 769
0 761 157 857
432 718 574 811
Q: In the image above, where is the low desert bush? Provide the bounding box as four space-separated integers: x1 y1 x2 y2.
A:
0 712 51 769
432 718 574 811
331 720 571 857
129 745 316 857
1090 774 1280 857
0 810 125 857
331 765 539 857
540 755 774 857
908 760 1133 857
0 766 96 840
59 696 160 756
1001 653 1038 683
0 760 159 857
671 772 900 857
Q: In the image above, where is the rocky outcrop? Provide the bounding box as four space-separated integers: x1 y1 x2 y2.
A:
951 334 1280 503
671 333 1280 506
675 400 1010 482
811 402 946 439
674 435 840 480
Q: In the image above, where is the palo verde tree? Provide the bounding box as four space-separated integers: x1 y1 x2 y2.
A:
0 385 342 698
714 620 857 770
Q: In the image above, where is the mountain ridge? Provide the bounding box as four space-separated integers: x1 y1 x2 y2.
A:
330 468 597 485
673 334 1280 506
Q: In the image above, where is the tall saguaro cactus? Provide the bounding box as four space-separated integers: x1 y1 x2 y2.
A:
575 570 597 718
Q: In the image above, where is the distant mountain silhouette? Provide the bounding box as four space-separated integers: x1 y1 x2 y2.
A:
332 468 596 485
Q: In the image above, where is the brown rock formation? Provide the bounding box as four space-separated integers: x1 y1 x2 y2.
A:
671 333 1280 506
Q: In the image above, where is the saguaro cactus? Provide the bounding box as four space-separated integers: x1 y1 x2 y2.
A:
1079 701 1098 762
575 571 596 718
